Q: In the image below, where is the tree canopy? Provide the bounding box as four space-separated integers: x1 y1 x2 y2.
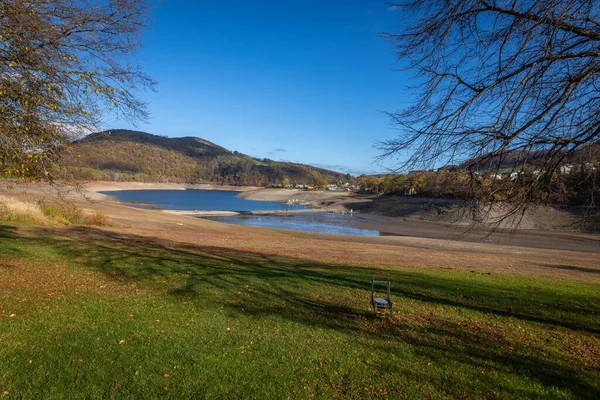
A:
379 0 600 220
0 0 154 180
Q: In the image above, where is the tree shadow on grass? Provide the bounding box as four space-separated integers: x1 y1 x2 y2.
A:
542 264 600 275
15 225 600 334
0 224 18 237
3 225 599 398
0 224 26 261
208 284 600 398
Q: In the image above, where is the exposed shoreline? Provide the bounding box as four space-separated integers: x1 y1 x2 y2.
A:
161 210 241 217
7 180 596 233
84 181 263 200
237 188 351 204
1 182 599 280
86 181 263 192
86 183 593 232
243 188 600 232
161 208 324 217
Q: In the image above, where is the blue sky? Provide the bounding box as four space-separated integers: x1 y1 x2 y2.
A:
110 1 412 175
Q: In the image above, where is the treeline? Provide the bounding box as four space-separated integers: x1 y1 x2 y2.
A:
62 130 351 186
356 171 474 198
357 165 599 207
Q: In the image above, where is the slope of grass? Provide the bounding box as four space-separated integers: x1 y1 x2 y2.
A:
0 195 110 227
0 224 599 399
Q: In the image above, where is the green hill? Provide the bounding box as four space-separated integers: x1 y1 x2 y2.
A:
64 129 352 186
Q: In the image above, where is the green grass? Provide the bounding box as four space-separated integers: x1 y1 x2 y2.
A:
0 224 599 399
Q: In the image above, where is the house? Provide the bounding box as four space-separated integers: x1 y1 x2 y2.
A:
325 184 344 191
559 164 574 175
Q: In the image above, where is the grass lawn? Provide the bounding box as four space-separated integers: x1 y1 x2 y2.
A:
0 224 599 399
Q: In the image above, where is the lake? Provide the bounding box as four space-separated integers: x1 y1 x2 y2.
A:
102 189 380 236
102 189 600 250
100 189 307 212
205 213 380 236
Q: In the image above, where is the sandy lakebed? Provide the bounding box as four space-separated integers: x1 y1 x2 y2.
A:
85 182 600 254
2 180 600 281
2 181 599 272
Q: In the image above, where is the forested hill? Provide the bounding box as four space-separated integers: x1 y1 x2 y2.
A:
64 130 352 186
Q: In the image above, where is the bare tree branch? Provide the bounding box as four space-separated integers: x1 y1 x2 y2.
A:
379 0 600 224
0 0 155 181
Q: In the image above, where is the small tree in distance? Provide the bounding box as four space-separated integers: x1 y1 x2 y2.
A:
378 1 600 224
0 0 155 181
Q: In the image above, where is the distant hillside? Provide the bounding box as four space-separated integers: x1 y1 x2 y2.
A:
64 129 352 186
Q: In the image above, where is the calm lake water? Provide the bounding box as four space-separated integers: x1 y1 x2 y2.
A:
205 213 380 236
101 189 307 212
102 189 380 236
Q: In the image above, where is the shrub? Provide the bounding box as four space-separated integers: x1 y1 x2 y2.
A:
83 210 111 226
39 201 85 225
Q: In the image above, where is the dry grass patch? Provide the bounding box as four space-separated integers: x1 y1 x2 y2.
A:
83 209 111 226
38 201 111 226
0 195 50 225
0 194 110 227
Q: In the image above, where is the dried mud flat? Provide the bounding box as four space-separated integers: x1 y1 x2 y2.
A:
2 182 599 282
240 188 591 230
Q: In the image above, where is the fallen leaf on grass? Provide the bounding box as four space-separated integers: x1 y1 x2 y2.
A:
118 340 125 345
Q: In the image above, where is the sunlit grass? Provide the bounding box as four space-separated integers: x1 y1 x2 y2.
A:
0 224 598 399
0 194 110 227
0 195 50 225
